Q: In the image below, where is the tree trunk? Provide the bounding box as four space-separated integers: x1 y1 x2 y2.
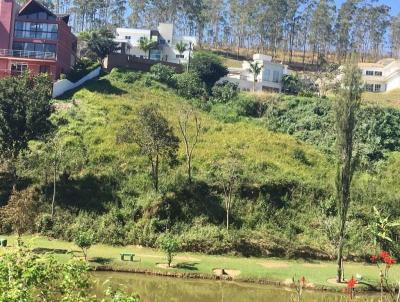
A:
187 155 192 183
336 218 346 282
154 155 159 192
51 165 56 218
226 206 229 230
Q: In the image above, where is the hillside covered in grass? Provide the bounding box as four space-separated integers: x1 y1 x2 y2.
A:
5 66 400 259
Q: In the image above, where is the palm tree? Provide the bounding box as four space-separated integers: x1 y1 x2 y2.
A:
175 41 187 63
139 36 157 59
248 61 263 92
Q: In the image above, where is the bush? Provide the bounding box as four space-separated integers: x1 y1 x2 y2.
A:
174 72 206 99
109 68 141 83
211 81 239 103
234 95 267 117
66 58 100 82
74 229 96 261
149 63 176 86
157 233 180 267
189 51 228 91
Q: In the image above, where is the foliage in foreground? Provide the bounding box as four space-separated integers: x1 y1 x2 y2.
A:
0 247 139 302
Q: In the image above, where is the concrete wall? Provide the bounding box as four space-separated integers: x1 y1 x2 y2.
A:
52 66 100 98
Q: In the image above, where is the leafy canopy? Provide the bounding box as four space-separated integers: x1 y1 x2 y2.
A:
79 28 119 62
0 73 52 160
189 51 228 91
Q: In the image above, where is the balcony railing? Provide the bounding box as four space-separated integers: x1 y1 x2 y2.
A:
0 49 56 60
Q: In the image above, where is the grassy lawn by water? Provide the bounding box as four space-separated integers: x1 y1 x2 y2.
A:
0 235 396 291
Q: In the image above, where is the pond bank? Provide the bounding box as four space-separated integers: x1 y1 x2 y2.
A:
1 235 394 294
92 264 379 294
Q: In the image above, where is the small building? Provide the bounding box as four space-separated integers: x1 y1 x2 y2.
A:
359 59 400 93
114 23 196 64
220 54 290 92
0 0 77 80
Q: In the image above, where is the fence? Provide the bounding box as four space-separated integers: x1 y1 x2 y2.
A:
52 66 101 98
0 49 56 60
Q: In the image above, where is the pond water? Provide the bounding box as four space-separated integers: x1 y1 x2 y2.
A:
93 272 379 302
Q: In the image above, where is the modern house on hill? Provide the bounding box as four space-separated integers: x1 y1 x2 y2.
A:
220 54 290 92
359 58 400 93
114 23 197 64
0 0 77 80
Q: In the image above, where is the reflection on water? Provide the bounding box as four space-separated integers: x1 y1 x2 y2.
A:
93 272 379 302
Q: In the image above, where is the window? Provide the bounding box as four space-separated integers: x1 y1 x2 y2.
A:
149 49 161 61
11 63 28 75
176 54 184 58
375 71 383 76
14 21 58 40
366 70 374 76
12 42 56 58
39 65 49 73
365 84 374 92
374 84 381 92
20 10 55 20
125 36 131 39
263 69 270 81
272 70 281 83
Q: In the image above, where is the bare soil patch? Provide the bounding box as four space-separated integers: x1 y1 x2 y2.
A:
156 263 177 269
212 268 241 278
326 278 347 286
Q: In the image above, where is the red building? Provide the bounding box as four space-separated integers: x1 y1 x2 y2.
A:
0 0 77 80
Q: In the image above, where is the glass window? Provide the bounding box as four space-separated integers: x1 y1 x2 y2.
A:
375 71 383 76
149 49 161 61
365 84 374 92
37 12 47 20
39 65 49 73
374 84 381 92
45 44 56 53
366 70 374 76
272 70 281 83
263 69 270 81
15 21 23 30
14 22 58 40
11 63 28 74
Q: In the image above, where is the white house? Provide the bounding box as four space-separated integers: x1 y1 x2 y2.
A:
358 58 400 93
220 54 290 92
114 23 197 64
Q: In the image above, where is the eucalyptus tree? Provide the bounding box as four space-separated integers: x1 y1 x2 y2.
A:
390 13 400 58
334 56 362 283
309 0 336 66
335 0 360 62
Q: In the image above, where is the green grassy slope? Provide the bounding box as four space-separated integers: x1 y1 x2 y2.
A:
55 74 332 191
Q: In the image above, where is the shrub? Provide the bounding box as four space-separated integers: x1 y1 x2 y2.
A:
66 58 100 82
149 63 176 86
74 229 96 261
189 51 228 91
109 68 141 83
157 233 180 267
211 81 239 103
234 95 267 117
174 72 206 99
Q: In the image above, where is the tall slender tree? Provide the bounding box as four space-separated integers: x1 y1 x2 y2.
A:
334 56 362 283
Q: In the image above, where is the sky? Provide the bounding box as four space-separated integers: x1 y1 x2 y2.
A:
335 0 400 14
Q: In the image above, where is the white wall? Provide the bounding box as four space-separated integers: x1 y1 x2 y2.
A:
52 66 101 98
